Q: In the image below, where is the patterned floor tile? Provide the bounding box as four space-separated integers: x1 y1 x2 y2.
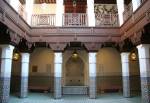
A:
9 93 141 103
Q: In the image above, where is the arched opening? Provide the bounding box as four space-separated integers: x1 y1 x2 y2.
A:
97 47 122 94
65 56 84 86
62 50 88 95
29 48 54 93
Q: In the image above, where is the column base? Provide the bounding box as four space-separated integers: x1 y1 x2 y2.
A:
123 76 131 98
0 77 11 103
54 77 62 99
89 95 96 99
141 77 150 103
89 77 96 99
19 77 28 98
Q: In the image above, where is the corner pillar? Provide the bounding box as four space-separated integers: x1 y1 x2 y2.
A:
137 44 150 103
0 45 14 103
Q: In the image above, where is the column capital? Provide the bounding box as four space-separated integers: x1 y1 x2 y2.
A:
89 52 97 64
0 44 14 49
54 52 62 63
137 44 150 49
121 52 130 63
137 44 150 58
0 45 14 59
21 53 30 63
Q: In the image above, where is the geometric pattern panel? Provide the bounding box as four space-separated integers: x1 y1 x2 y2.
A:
0 77 11 103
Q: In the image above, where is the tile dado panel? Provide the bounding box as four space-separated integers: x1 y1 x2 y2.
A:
0 77 11 103
96 76 141 93
62 86 88 95
10 75 140 93
11 76 54 93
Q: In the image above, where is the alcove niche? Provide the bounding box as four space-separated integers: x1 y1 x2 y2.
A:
65 56 84 86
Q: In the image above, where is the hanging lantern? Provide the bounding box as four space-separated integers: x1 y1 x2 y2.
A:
72 50 78 58
13 52 20 61
130 52 137 61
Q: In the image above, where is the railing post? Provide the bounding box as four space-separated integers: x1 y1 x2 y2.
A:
9 0 20 12
56 0 64 26
132 0 141 12
117 0 125 26
25 0 34 25
87 0 95 27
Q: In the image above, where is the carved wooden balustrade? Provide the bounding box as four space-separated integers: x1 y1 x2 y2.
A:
123 1 133 22
95 14 119 27
31 14 56 27
31 13 88 27
18 2 27 21
63 13 88 27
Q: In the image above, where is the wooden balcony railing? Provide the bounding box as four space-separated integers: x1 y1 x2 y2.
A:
31 14 56 26
62 13 88 26
31 13 119 27
18 2 27 21
123 2 133 22
95 14 119 27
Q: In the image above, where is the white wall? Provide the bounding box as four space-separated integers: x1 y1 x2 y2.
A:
32 4 57 14
29 48 54 76
97 47 122 76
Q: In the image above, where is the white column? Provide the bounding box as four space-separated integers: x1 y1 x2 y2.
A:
20 53 30 98
25 0 34 25
117 0 125 26
0 45 14 103
54 52 62 99
121 52 131 97
89 52 97 99
87 0 95 27
0 45 14 78
132 0 141 12
56 0 64 26
137 44 150 103
10 0 20 12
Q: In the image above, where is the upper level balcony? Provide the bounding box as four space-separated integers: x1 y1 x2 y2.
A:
3 0 120 27
31 13 119 27
0 0 150 50
2 0 149 29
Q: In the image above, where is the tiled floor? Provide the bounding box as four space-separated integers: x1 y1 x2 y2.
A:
10 93 141 103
